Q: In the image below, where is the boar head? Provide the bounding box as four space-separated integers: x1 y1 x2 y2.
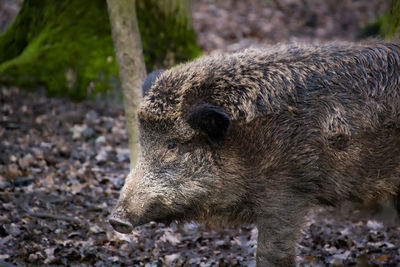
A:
108 69 250 233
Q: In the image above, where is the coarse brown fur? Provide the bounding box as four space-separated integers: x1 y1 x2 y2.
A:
110 42 400 266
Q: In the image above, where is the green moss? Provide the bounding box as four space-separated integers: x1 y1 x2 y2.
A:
0 0 202 100
136 0 202 72
387 0 400 40
359 14 389 39
0 0 119 100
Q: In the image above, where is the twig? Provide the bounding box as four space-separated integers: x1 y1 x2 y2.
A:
27 211 80 224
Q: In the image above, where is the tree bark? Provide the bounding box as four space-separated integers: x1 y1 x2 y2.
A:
136 0 201 71
107 0 146 168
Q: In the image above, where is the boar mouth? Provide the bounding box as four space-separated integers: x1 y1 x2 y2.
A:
133 203 200 228
109 217 134 234
110 202 200 234
134 210 188 227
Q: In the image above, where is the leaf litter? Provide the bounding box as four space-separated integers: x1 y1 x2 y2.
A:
1 86 399 267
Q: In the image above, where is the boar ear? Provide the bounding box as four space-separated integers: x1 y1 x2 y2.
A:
187 104 231 146
142 69 164 96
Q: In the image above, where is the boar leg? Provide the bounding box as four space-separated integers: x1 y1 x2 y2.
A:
256 209 306 266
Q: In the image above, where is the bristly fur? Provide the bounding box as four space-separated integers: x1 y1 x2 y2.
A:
113 42 400 266
138 41 400 201
140 42 400 121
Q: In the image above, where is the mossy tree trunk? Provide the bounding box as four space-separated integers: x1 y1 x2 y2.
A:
136 0 201 71
0 0 201 100
387 0 400 40
107 0 145 168
0 0 118 100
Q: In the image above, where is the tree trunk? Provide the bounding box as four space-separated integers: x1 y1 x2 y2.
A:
387 0 400 40
107 0 146 168
0 0 201 100
0 0 119 100
136 0 201 71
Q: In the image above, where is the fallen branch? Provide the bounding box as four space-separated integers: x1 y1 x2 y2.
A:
27 211 80 224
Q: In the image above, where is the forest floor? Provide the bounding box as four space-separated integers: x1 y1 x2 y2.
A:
1 0 400 266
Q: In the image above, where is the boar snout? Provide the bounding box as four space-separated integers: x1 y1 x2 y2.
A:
109 207 133 234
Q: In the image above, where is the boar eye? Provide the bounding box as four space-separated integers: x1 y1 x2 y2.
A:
167 141 177 150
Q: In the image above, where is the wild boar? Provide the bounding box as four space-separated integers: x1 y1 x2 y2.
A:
109 42 400 266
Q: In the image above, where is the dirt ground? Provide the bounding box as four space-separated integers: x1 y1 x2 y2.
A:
1 0 400 266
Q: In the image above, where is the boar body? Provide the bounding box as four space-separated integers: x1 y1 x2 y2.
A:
110 42 400 266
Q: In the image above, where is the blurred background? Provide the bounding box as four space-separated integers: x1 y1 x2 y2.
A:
0 0 392 100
